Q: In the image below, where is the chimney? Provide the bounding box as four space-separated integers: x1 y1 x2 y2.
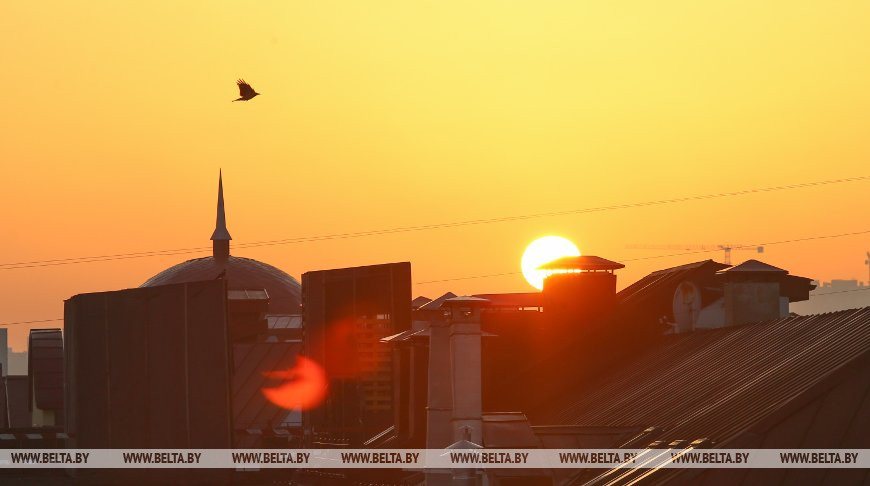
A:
722 259 789 326
425 296 489 448
443 296 488 445
426 314 454 449
539 255 624 326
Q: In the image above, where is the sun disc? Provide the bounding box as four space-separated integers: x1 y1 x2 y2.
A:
521 236 580 290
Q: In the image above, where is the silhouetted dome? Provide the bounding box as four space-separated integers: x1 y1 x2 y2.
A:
141 172 301 314
142 255 300 313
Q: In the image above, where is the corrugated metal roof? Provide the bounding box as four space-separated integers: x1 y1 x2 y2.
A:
416 292 457 311
227 289 269 301
544 307 870 447
232 341 303 445
266 314 302 330
380 328 427 343
616 259 729 317
538 255 625 271
28 329 63 412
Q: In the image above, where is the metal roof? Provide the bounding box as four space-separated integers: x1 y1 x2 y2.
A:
412 296 432 309
543 307 870 447
537 255 625 271
227 289 269 301
616 259 729 314
232 341 303 446
380 328 427 343
416 292 457 311
722 259 788 274
266 314 302 330
141 255 301 313
442 295 489 307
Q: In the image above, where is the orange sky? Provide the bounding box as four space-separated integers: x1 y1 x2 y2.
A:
2 1 869 350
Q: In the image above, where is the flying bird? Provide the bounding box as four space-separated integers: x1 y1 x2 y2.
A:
233 79 260 101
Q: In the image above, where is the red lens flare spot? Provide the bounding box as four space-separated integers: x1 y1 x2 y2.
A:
261 356 328 411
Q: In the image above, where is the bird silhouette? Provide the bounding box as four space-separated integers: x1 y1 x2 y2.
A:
233 79 260 101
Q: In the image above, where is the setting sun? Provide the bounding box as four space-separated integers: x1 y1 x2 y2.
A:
521 236 581 290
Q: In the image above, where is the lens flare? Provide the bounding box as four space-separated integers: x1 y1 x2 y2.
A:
261 356 329 411
521 236 580 290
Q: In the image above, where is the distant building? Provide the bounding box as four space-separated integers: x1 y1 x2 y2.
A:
302 262 412 445
791 279 870 315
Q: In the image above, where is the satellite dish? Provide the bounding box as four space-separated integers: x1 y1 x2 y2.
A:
672 281 702 333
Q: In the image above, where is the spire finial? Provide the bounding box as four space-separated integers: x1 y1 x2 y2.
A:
211 170 232 241
211 170 231 260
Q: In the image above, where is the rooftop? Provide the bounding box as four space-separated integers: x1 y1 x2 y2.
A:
537 255 625 271
540 307 870 446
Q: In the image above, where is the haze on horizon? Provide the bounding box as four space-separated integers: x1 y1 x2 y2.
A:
2 0 869 350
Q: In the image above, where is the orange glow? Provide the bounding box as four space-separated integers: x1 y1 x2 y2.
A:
321 318 386 379
261 356 328 411
2 1 869 351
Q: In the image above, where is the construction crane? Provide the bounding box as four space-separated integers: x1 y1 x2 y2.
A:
625 244 764 265
865 251 870 285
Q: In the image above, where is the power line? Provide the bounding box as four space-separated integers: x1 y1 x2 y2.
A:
414 229 870 284
2 229 868 328
3 280 868 328
2 175 867 271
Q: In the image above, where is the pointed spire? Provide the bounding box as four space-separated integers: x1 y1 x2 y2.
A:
211 170 232 241
211 170 231 261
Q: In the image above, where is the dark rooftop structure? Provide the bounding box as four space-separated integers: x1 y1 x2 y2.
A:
141 172 301 313
28 329 63 426
1 376 30 429
537 255 626 272
303 261 412 444
616 259 730 319
722 258 788 273
411 296 432 309
64 279 234 450
547 307 870 485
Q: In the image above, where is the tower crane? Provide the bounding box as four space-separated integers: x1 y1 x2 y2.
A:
625 243 764 265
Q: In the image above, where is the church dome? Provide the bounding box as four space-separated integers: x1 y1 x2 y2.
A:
141 172 301 314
